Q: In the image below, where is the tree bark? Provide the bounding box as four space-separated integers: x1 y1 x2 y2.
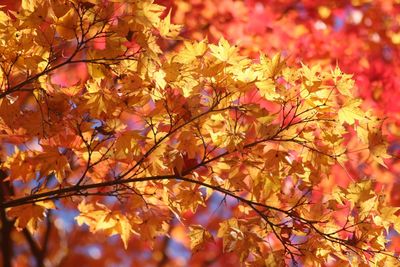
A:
23 228 44 267
0 170 13 267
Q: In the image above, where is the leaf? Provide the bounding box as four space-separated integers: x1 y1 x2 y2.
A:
331 65 354 97
338 99 364 125
33 146 71 183
84 80 116 116
189 225 213 251
368 128 390 167
135 0 165 28
175 39 208 64
21 0 36 12
374 207 400 233
153 69 167 89
5 149 36 182
104 212 133 249
0 9 9 25
345 180 375 206
50 0 69 18
56 8 77 39
158 10 182 39
7 201 54 232
258 52 285 79
114 130 142 159
0 0 395 263
76 201 134 249
217 218 244 253
209 37 243 64
255 78 280 101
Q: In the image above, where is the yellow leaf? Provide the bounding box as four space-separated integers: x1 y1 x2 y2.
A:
154 69 167 89
258 53 285 79
345 180 374 205
135 0 165 28
56 8 77 40
85 81 116 116
368 128 390 167
255 79 280 101
158 10 182 39
337 77 354 97
301 63 323 92
76 201 133 249
374 207 400 233
235 67 258 83
176 39 208 64
7 202 53 231
338 99 364 125
104 212 133 249
301 63 321 81
0 10 9 25
114 130 142 159
21 0 36 12
34 147 71 183
360 196 377 217
189 225 213 251
209 38 243 64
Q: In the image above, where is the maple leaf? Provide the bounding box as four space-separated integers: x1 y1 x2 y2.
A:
217 218 243 253
0 9 9 25
356 118 390 167
103 212 134 249
33 146 71 183
55 8 77 40
5 149 36 182
255 78 280 101
0 0 397 265
257 53 285 79
175 39 208 64
338 99 365 125
158 10 183 39
153 69 167 90
189 225 213 252
84 79 117 116
374 207 400 233
368 127 390 167
7 201 55 232
50 0 70 18
76 201 137 249
114 130 143 159
301 63 323 92
331 65 355 97
209 37 244 64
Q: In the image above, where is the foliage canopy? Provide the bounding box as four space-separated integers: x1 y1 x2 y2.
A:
0 0 398 266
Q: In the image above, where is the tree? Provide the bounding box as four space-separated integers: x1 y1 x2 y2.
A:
159 0 400 256
0 0 398 266
158 0 400 207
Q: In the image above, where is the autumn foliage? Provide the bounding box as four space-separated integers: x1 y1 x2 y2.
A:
0 0 399 266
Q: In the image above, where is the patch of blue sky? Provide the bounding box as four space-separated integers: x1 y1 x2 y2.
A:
333 15 345 31
167 238 191 261
189 192 232 225
52 206 79 233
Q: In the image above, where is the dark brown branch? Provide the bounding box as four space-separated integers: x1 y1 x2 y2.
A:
41 211 52 264
156 224 172 267
22 229 44 267
0 45 81 99
0 170 13 267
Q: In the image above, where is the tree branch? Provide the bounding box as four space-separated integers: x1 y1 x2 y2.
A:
0 170 13 267
22 229 44 267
